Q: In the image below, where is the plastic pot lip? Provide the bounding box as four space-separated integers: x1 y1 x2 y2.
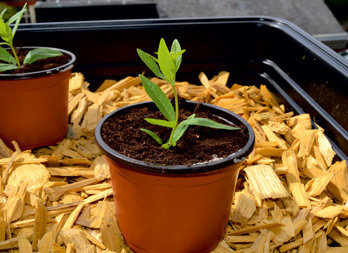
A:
0 46 76 80
95 101 255 175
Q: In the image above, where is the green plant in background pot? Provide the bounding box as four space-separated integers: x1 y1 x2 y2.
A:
0 4 76 150
0 4 63 72
96 38 255 253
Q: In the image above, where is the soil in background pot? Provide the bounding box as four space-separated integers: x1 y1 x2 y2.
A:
0 48 71 74
101 99 249 166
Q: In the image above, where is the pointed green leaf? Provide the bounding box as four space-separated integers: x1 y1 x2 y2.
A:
140 128 163 145
171 39 183 72
0 46 16 64
170 49 185 60
6 3 27 25
136 49 164 79
23 48 63 65
0 63 18 72
145 118 176 128
158 38 176 84
171 39 181 53
0 9 7 20
11 5 27 37
179 117 240 130
0 22 12 43
139 74 175 121
171 114 195 146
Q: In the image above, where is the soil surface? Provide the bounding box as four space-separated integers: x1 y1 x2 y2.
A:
0 48 71 74
101 99 249 166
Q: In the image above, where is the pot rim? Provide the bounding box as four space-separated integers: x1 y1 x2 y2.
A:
0 46 76 80
95 101 255 175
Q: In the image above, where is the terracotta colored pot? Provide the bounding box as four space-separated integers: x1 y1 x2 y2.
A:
0 47 76 150
95 101 255 253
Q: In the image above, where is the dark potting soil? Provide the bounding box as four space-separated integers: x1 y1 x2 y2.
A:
101 100 249 166
0 49 70 74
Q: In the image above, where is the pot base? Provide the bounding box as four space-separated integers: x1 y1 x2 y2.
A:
108 157 241 253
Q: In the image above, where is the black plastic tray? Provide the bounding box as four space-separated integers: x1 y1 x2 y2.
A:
16 17 348 160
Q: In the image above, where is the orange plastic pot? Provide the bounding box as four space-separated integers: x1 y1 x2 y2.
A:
0 47 76 150
95 101 255 253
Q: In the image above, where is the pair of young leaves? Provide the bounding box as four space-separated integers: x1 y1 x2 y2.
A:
137 39 239 149
0 4 62 72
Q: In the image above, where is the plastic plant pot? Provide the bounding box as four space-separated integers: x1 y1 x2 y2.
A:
95 101 255 253
0 47 76 150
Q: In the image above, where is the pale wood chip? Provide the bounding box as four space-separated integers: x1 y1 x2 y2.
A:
32 199 47 251
327 247 348 253
272 215 295 244
231 191 256 222
47 166 94 178
76 201 108 229
93 156 110 180
83 229 106 249
297 130 316 157
255 147 287 157
81 103 102 133
327 161 348 202
0 138 13 158
96 79 117 92
100 202 124 252
306 172 334 197
314 205 344 219
281 150 300 183
262 125 288 149
68 93 85 115
63 203 84 229
244 165 289 199
303 218 314 243
329 229 348 246
45 178 100 202
289 182 311 208
317 127 335 167
18 237 32 253
69 73 85 94
60 228 94 253
227 222 283 235
71 96 88 126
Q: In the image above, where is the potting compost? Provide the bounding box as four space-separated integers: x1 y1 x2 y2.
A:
0 71 347 252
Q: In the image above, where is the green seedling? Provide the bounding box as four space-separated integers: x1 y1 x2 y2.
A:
137 38 240 149
0 4 62 72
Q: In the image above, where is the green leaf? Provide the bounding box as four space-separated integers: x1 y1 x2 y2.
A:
0 22 13 43
139 74 175 121
140 128 163 145
171 39 181 53
157 38 176 84
170 49 185 60
0 63 18 72
145 118 176 128
10 4 27 37
137 49 164 79
171 39 183 72
0 46 16 64
179 117 240 130
0 9 7 20
23 48 63 65
171 114 195 146
7 3 26 24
